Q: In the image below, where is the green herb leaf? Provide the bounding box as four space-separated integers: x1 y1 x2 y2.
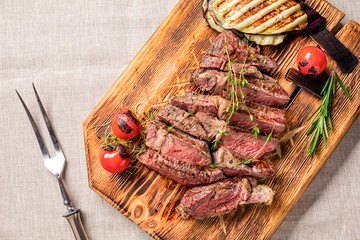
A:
209 164 217 168
249 114 254 122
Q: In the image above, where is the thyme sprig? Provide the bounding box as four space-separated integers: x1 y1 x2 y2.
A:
307 70 351 156
211 36 258 150
209 132 273 168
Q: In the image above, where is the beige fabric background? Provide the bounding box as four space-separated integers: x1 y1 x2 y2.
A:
1 1 359 239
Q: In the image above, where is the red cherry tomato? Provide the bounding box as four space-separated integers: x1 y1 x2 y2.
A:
111 108 141 140
297 46 327 77
99 144 131 173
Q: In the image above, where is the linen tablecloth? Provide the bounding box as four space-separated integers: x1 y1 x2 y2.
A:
1 1 359 239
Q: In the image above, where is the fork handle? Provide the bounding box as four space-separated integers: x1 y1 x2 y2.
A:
64 209 89 240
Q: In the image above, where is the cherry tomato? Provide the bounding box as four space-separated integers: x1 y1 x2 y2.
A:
111 108 141 140
297 46 327 77
99 144 131 173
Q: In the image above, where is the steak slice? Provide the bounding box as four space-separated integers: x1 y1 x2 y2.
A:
177 178 251 219
191 69 289 107
171 94 287 135
202 30 277 71
146 120 212 166
170 93 219 116
219 128 278 159
138 150 225 187
177 177 275 219
199 55 263 79
194 112 226 141
212 147 275 178
239 184 275 206
218 99 287 135
157 104 208 140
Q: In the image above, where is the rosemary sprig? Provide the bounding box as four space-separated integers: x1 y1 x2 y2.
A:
209 132 273 167
307 70 351 156
211 36 258 150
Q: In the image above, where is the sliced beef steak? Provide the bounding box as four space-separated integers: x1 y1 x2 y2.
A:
219 128 278 159
177 177 275 219
218 99 286 135
139 150 225 187
199 55 263 79
239 184 275 206
157 104 208 140
170 93 219 116
201 30 277 72
146 120 211 166
194 112 226 141
171 94 286 135
191 69 289 107
177 178 251 219
212 147 275 178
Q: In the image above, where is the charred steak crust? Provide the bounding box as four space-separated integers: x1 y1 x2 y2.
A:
138 149 225 187
157 104 208 140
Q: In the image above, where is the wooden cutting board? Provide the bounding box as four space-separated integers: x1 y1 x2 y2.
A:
83 0 360 239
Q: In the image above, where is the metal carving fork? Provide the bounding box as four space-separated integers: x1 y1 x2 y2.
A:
16 84 89 240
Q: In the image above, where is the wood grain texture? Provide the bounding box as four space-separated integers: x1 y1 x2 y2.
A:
82 1 359 239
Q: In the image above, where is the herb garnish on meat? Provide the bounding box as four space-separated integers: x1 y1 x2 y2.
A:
210 132 272 168
307 71 351 156
211 36 259 150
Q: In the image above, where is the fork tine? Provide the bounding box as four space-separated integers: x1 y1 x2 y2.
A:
16 90 50 160
32 83 64 156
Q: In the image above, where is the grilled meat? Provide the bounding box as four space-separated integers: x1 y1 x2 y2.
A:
219 128 278 159
146 120 212 166
190 68 290 107
139 150 225 187
177 177 275 219
200 31 277 71
212 147 275 178
194 111 226 141
218 99 286 134
157 104 208 140
170 93 220 116
171 93 286 135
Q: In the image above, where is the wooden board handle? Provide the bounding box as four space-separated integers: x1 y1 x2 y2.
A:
310 28 359 73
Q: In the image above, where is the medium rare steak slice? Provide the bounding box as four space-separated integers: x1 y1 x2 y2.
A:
218 99 287 134
219 128 278 159
191 69 290 107
171 94 286 135
145 120 212 166
138 150 225 187
177 177 275 219
202 30 277 71
194 112 226 141
212 147 275 178
177 178 251 219
199 55 263 79
157 104 208 140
